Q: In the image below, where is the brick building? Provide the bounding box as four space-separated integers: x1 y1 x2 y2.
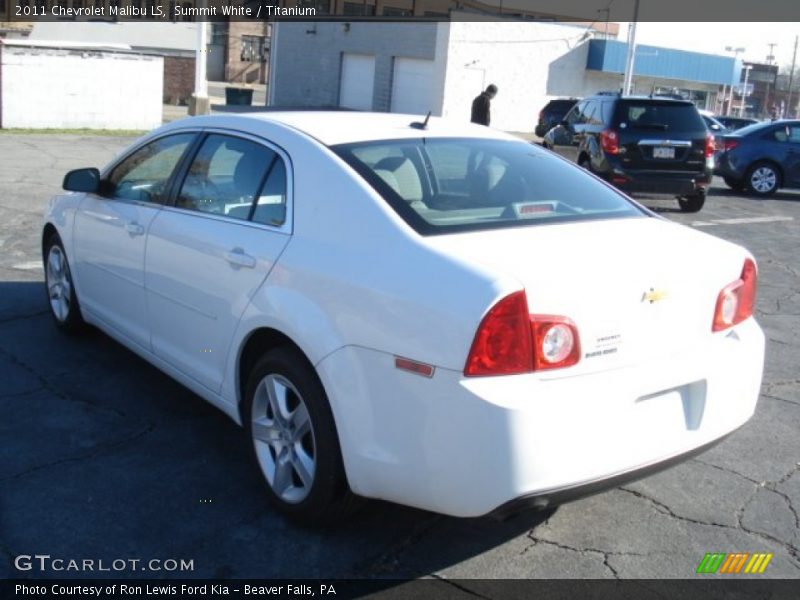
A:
209 21 269 85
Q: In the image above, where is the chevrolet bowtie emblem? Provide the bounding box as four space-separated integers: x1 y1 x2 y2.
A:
642 288 668 303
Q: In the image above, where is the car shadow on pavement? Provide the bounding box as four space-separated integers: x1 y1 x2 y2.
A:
1 280 553 581
711 186 800 202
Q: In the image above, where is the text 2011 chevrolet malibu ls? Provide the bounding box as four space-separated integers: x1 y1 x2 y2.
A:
43 112 765 523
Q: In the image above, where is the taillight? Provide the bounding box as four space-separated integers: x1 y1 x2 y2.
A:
531 316 581 371
723 139 739 152
705 134 715 158
464 291 532 376
712 259 757 332
600 129 619 155
464 291 580 376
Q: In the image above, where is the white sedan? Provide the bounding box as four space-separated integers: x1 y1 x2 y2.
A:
43 112 765 523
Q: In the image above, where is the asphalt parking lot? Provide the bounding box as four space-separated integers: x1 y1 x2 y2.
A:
0 133 798 582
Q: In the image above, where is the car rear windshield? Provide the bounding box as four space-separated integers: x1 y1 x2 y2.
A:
332 138 646 235
615 101 705 132
548 100 576 110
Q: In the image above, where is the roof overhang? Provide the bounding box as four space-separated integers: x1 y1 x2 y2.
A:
587 39 737 86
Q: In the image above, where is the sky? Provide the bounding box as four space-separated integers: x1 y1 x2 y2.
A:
623 23 800 70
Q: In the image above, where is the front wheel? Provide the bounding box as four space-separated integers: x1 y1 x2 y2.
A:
678 192 706 213
745 161 780 197
43 234 85 333
244 347 361 525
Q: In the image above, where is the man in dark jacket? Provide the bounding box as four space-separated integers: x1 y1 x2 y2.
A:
471 84 498 126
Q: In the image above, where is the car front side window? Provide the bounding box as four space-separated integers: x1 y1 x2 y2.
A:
106 134 195 204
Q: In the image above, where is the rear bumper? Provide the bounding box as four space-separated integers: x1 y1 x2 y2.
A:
317 318 764 517
611 170 712 195
714 153 744 179
488 432 732 519
602 157 713 195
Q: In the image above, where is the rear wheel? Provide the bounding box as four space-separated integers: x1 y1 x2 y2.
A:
677 192 706 213
43 234 85 333
578 155 592 172
745 161 780 197
244 347 361 525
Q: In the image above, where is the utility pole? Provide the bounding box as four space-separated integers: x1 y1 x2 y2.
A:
767 43 777 64
622 0 640 95
189 1 210 116
788 35 798 119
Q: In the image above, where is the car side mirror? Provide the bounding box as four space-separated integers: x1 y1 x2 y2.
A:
63 168 100 193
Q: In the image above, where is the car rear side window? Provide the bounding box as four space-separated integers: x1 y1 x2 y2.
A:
600 101 614 125
176 134 286 224
333 138 645 235
768 125 800 143
251 158 288 227
617 101 705 132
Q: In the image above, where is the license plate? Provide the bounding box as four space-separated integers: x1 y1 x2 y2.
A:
653 146 675 159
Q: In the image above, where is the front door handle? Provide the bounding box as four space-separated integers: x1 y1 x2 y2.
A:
224 248 256 269
125 221 145 236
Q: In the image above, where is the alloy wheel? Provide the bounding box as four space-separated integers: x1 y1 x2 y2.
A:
750 167 777 194
251 374 316 504
46 245 72 322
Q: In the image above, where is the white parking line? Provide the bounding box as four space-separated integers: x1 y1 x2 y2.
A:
11 261 43 271
692 216 794 227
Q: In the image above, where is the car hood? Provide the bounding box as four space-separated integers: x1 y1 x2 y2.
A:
425 216 753 376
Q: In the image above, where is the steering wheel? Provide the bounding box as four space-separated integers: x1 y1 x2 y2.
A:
182 177 223 212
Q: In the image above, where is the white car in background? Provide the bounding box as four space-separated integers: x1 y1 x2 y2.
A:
43 112 765 523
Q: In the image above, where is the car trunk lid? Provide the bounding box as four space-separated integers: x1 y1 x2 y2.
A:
426 217 748 377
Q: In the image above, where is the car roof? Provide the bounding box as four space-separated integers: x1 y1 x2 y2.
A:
169 111 521 147
585 93 693 105
729 119 800 136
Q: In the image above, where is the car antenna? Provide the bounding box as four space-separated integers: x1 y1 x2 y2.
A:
410 111 432 130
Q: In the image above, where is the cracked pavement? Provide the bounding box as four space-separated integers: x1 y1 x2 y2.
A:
0 134 798 581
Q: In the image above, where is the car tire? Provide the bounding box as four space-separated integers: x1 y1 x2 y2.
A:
578 155 592 172
745 161 780 197
244 347 361 525
678 192 706 213
723 176 744 191
43 233 86 334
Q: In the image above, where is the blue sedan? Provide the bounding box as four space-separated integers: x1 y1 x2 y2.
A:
715 120 800 196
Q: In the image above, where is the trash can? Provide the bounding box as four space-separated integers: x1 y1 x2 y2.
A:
225 87 254 106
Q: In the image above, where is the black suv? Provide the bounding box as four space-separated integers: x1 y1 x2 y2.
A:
535 98 578 137
542 94 714 212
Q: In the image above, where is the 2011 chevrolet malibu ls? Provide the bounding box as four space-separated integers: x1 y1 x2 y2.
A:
43 112 765 523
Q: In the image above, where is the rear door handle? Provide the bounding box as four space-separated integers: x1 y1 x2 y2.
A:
224 248 256 269
125 221 145 236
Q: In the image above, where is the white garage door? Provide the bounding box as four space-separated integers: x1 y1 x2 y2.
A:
390 57 435 116
339 53 375 111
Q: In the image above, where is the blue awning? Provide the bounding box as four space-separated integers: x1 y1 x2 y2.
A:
587 39 737 86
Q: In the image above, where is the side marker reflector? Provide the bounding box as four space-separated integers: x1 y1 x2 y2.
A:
395 357 435 378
